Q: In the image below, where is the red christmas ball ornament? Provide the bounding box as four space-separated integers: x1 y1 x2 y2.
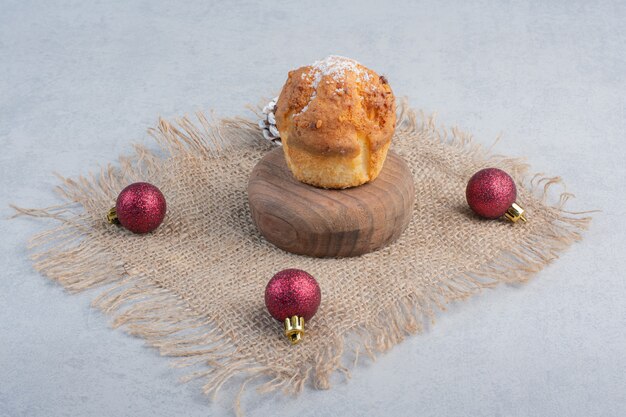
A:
466 168 526 222
265 268 321 345
107 182 166 233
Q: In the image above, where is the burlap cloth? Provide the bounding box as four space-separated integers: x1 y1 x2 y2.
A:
14 101 590 415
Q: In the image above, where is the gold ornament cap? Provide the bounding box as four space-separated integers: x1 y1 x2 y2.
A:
107 207 120 224
504 202 527 223
284 316 305 345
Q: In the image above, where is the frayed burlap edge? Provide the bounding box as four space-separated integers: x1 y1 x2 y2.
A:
11 100 592 416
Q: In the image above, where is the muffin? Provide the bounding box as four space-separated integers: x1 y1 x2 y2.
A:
274 55 396 189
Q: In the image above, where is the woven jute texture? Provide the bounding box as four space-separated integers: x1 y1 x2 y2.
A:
14 102 590 415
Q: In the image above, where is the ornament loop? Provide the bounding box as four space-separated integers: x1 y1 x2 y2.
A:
504 202 527 223
284 316 305 345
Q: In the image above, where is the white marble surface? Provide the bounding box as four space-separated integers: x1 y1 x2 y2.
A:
1 1 625 416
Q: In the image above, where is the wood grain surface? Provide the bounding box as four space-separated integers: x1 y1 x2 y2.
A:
247 148 415 258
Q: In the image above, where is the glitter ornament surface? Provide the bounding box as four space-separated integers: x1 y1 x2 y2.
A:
466 168 517 219
115 182 166 234
265 269 321 322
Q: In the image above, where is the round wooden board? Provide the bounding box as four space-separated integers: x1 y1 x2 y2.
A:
247 148 416 258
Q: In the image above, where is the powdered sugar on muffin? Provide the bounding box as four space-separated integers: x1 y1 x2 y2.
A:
296 56 376 117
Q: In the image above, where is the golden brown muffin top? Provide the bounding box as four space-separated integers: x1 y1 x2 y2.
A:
275 56 396 157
